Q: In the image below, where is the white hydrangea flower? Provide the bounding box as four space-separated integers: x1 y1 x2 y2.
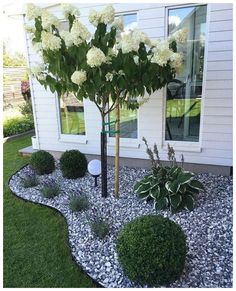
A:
26 3 42 20
170 52 183 71
60 31 74 48
119 31 140 54
71 70 87 86
170 28 188 43
133 55 139 65
88 10 100 26
88 5 115 26
151 40 173 66
41 31 61 51
100 5 115 24
71 20 91 46
111 17 124 31
41 10 59 30
105 72 113 82
61 4 80 18
86 47 106 67
37 74 47 81
118 70 125 76
132 29 151 46
31 63 45 80
25 25 35 34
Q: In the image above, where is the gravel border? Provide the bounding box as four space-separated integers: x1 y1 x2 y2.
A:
8 162 233 288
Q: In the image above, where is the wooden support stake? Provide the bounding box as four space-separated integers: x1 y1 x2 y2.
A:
114 99 120 198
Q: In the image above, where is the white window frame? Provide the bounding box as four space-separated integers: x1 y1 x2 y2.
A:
162 3 209 153
107 11 140 149
55 94 88 144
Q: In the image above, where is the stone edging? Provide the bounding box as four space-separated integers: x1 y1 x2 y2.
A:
3 129 35 143
7 164 103 288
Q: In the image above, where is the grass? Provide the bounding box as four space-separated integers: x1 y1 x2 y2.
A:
166 98 201 118
61 111 85 135
3 134 96 288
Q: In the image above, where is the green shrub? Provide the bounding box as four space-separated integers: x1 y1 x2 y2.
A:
3 116 34 137
134 138 204 213
19 100 33 118
21 174 39 188
60 150 87 179
90 220 109 239
30 150 55 175
41 179 60 198
116 215 187 286
69 195 89 212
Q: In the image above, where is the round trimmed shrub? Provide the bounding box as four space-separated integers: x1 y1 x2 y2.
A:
30 150 55 175
116 215 187 286
60 150 87 179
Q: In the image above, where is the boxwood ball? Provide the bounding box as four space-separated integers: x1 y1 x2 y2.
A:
116 215 187 286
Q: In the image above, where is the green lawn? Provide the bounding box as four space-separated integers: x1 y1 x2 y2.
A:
61 111 85 135
3 134 96 288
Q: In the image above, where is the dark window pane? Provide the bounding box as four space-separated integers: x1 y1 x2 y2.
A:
166 5 207 142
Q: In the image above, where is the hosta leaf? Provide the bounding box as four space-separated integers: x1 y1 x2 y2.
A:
177 171 195 185
169 180 180 193
154 196 168 210
150 186 160 199
183 194 194 211
139 189 151 200
134 181 142 192
170 194 182 208
189 179 204 191
179 184 186 194
165 181 172 192
138 182 152 194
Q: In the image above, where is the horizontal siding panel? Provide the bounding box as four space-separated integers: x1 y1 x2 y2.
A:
141 27 164 38
209 20 232 32
202 140 232 151
205 80 232 90
204 116 232 125
205 89 232 99
202 132 232 142
204 98 232 108
203 124 232 134
139 7 165 20
207 51 232 61
207 61 232 71
206 70 232 80
139 17 164 29
204 107 232 116
210 4 233 11
208 41 232 52
208 31 232 42
210 9 233 22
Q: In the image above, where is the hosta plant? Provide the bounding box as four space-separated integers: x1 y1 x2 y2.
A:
134 138 204 213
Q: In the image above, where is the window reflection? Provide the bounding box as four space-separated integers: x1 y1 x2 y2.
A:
166 5 207 142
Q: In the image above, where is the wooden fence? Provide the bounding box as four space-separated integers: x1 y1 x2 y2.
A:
3 67 29 110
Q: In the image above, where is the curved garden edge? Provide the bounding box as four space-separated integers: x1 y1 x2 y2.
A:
3 129 35 143
8 164 103 289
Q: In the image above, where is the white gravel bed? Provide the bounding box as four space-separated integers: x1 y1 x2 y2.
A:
8 162 233 288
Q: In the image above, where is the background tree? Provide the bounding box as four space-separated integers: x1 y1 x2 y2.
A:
26 3 186 198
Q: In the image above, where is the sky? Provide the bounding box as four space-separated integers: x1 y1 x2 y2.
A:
2 3 26 55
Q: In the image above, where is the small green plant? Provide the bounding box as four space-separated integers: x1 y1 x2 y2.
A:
30 150 55 175
60 150 87 179
69 195 89 212
3 116 34 137
134 138 204 213
21 174 39 188
41 179 60 198
88 208 110 239
19 100 33 118
116 215 187 286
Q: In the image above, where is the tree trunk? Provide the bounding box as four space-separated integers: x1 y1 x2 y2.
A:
114 100 120 198
101 113 108 197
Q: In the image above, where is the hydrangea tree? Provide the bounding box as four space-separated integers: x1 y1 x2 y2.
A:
25 3 186 198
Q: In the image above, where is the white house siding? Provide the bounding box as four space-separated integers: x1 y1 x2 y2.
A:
26 3 233 168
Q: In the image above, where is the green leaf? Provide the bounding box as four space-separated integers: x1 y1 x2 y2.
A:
150 185 160 199
134 181 142 192
169 180 180 193
183 194 194 211
177 171 195 185
189 180 204 191
170 193 182 208
154 196 168 210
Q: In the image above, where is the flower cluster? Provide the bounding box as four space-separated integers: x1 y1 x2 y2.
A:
170 52 183 72
71 70 87 86
111 17 124 31
60 30 74 48
105 72 114 82
89 5 115 26
41 10 59 30
26 3 42 20
41 31 61 51
86 47 106 67
170 28 188 43
70 20 91 46
61 4 80 18
151 40 173 66
31 63 46 81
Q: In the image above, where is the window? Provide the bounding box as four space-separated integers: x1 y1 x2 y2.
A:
60 94 85 135
109 13 138 139
165 5 207 142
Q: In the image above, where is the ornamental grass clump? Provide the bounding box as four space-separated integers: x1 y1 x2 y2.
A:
116 215 187 286
60 150 87 179
21 173 39 188
29 150 55 175
87 208 110 239
134 138 204 213
41 178 60 198
69 194 89 212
